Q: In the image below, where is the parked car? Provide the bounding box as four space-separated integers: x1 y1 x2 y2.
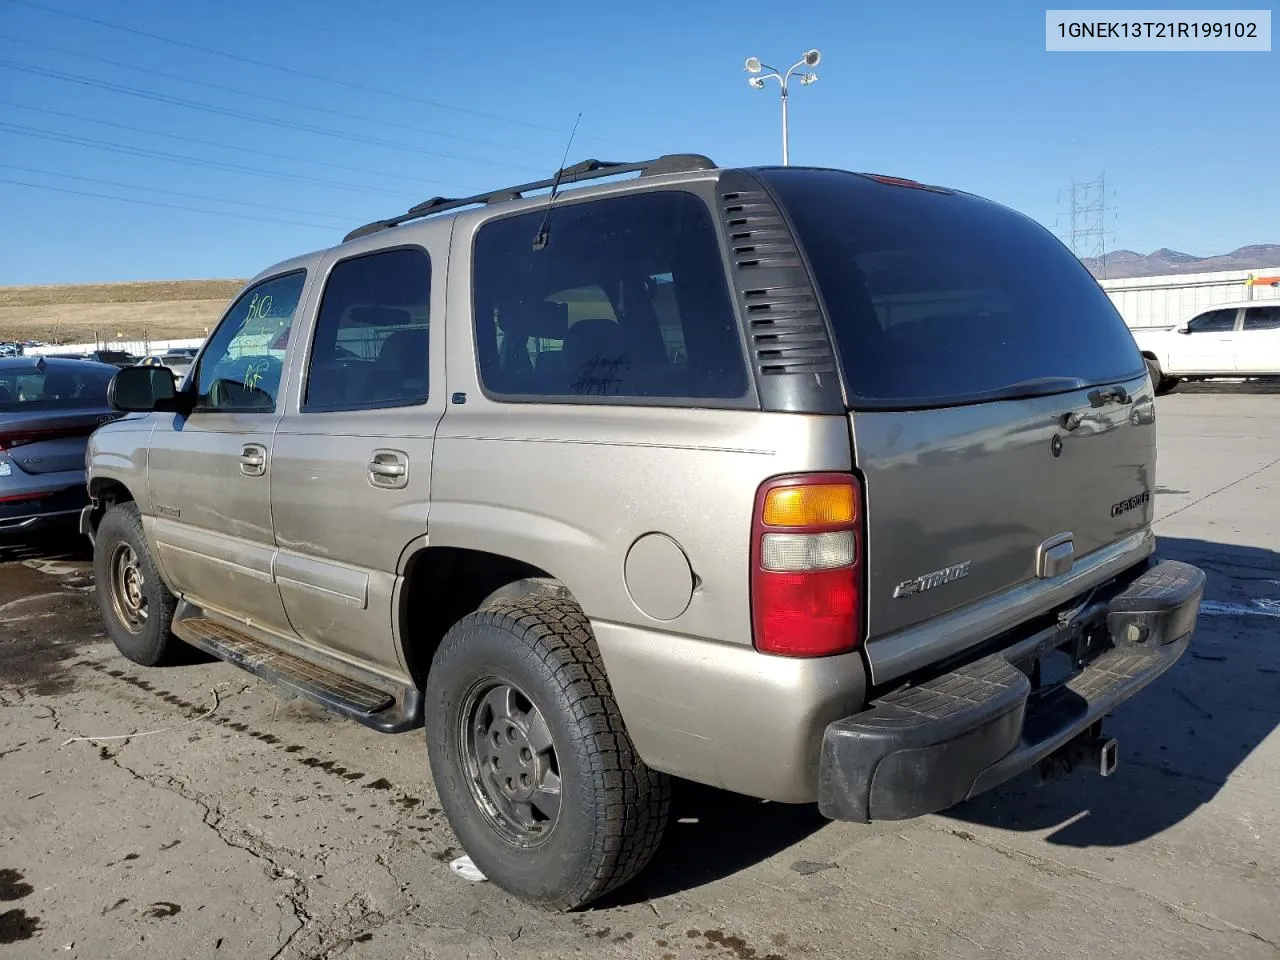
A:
0 356 121 534
90 349 141 368
83 155 1205 910
42 349 140 368
1132 299 1280 391
138 352 194 381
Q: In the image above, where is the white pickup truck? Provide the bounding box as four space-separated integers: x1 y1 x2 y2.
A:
1132 299 1280 392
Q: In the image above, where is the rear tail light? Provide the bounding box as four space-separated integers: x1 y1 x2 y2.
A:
0 492 47 504
0 424 96 451
750 473 864 657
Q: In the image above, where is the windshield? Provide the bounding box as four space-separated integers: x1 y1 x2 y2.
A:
760 169 1145 408
0 365 115 411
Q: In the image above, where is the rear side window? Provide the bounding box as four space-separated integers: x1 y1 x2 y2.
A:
1244 305 1280 331
759 169 1145 408
471 190 749 403
304 247 431 412
0 365 114 411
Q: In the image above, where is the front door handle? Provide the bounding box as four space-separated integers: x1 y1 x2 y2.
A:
239 444 267 477
369 449 409 488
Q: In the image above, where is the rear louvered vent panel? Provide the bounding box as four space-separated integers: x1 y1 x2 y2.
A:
722 189 837 377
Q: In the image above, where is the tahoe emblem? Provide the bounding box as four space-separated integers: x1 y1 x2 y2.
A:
893 561 972 599
1110 490 1151 518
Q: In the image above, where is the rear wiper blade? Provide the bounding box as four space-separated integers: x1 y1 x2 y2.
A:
980 377 1089 402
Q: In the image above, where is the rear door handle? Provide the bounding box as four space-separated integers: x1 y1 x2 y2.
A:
369 449 409 488
239 444 267 477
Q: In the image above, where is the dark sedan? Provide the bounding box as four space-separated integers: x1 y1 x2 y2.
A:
0 356 122 535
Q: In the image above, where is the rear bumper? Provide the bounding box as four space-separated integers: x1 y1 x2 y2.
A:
0 482 90 533
817 559 1205 822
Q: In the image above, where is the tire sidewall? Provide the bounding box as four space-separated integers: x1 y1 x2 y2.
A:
1145 357 1162 388
94 504 173 666
425 614 600 906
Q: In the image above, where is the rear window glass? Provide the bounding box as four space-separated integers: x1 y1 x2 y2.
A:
0 365 114 411
759 169 1145 408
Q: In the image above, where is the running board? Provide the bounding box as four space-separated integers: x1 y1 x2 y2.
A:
171 609 422 733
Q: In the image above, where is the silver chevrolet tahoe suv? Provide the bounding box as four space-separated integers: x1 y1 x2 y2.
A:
83 155 1205 910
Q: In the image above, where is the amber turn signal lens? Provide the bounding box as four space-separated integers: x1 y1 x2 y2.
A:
761 483 856 527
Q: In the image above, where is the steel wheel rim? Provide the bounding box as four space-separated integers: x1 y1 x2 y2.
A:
459 677 562 847
109 541 148 634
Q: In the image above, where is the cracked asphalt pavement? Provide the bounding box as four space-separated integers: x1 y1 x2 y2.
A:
2 390 1279 960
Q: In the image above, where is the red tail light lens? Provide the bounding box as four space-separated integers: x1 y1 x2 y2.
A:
0 424 96 451
0 492 47 504
750 473 863 657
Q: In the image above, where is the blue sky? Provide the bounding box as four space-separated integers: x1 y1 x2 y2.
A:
0 0 1275 284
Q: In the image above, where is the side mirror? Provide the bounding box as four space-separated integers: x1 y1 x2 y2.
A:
1175 325 1191 334
107 365 184 413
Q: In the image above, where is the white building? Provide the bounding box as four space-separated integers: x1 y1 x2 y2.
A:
1100 266 1280 329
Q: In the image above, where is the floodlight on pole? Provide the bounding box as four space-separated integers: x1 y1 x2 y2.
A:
741 49 823 165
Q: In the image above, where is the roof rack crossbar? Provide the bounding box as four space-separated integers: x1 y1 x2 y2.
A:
342 153 716 243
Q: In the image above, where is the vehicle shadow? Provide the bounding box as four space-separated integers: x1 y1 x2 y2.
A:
0 527 92 564
598 779 829 906
944 536 1280 846
1169 377 1280 395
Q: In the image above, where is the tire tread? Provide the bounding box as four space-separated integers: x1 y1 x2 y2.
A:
94 501 179 666
451 596 670 908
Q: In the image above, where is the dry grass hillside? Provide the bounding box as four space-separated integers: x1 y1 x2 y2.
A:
0 279 246 344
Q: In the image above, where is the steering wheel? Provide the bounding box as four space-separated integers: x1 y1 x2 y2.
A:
208 354 284 408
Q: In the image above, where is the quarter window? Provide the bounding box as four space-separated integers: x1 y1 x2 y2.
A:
471 191 749 402
195 272 306 412
1243 305 1280 331
304 248 432 412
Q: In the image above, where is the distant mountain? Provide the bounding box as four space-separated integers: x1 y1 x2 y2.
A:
1082 245 1280 279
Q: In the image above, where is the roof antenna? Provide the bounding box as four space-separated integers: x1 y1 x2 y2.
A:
532 112 582 252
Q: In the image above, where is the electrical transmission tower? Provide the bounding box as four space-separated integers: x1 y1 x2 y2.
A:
1060 174 1108 277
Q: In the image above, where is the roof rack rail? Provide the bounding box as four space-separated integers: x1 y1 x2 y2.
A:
342 153 717 243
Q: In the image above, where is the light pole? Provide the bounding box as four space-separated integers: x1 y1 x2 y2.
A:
744 49 821 165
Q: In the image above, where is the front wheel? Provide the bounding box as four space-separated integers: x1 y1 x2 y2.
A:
1144 356 1177 395
425 598 670 910
94 502 180 666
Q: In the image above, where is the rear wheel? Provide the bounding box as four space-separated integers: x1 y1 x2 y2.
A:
425 598 670 910
94 502 179 666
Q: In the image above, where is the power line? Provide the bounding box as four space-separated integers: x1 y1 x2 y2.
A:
0 162 351 221
0 58 543 172
0 98 471 189
0 120 423 199
1 0 571 135
0 177 338 230
0 33 558 159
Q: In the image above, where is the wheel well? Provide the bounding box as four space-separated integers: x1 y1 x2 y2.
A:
86 479 135 532
398 546 575 689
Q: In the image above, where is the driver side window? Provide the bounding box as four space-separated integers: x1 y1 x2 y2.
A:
1187 308 1237 333
196 271 306 412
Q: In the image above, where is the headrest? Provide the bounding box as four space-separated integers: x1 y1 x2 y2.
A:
349 306 412 327
499 300 569 341
565 318 625 360
379 327 429 351
42 372 77 396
